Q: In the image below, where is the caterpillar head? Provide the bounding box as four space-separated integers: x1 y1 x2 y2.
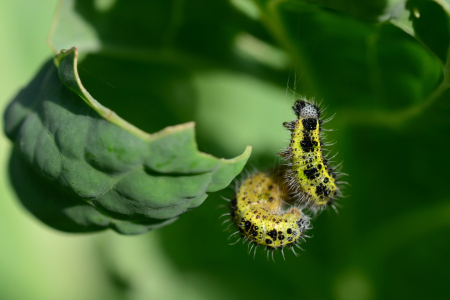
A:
293 100 320 119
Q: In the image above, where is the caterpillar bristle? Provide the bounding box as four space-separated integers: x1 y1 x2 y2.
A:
220 195 231 202
283 121 296 131
277 147 292 158
324 141 337 147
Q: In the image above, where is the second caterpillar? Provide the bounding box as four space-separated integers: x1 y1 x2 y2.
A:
229 169 311 257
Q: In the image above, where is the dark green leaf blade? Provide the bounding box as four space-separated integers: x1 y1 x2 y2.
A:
3 48 251 234
48 0 253 67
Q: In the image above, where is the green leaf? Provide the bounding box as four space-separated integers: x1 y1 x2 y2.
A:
4 47 251 234
406 0 450 65
387 0 450 65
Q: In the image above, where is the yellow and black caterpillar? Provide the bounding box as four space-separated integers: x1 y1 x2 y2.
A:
279 99 344 210
229 170 311 257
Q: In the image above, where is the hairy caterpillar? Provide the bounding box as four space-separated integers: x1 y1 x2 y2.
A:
278 99 344 210
228 170 311 258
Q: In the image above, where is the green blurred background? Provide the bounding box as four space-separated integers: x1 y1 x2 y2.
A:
2 0 450 299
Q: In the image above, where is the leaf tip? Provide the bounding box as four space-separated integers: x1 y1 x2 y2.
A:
222 145 252 164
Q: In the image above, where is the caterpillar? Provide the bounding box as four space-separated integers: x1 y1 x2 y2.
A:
278 99 344 211
228 170 311 258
